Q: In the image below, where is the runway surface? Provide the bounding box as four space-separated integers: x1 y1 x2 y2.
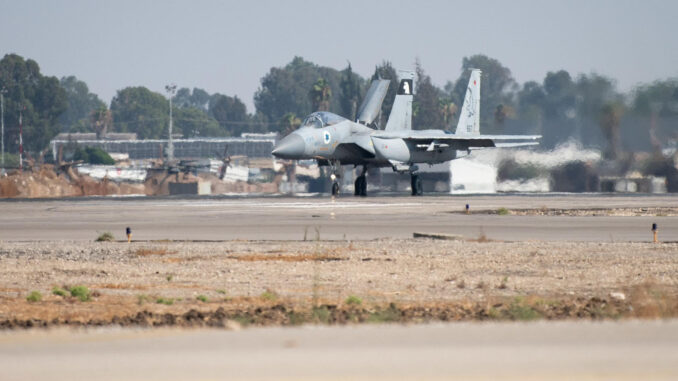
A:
1 320 677 380
1 194 677 242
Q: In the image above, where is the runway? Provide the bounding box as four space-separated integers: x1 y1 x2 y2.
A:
1 194 677 242
1 321 677 380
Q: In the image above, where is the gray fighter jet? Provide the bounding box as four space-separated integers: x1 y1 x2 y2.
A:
272 69 540 196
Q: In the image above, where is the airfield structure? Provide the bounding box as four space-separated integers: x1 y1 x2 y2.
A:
50 134 276 161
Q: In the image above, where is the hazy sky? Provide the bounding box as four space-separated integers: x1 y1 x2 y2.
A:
1 0 676 112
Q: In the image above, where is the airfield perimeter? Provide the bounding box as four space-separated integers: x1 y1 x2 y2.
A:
1 194 677 379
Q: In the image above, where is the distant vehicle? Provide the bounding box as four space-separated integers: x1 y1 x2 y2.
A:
272 69 540 196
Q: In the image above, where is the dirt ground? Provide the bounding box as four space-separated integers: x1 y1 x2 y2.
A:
0 166 145 198
1 239 676 328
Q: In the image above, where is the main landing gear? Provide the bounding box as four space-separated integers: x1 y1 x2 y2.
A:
354 166 367 197
411 173 423 196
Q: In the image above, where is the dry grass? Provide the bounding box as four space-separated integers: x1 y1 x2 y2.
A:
135 247 174 256
628 281 678 319
227 253 346 262
93 283 150 290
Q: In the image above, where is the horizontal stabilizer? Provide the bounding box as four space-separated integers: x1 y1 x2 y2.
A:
493 141 540 148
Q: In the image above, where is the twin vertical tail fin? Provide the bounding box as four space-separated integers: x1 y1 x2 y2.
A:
356 79 390 127
455 69 481 135
384 70 414 131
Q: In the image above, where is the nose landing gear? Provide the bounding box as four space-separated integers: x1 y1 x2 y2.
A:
331 180 340 196
329 160 342 196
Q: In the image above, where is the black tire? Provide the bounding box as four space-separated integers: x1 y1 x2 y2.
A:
411 175 422 196
331 182 340 196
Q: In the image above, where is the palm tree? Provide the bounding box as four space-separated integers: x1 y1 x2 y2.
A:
279 112 301 136
309 78 332 111
90 106 112 139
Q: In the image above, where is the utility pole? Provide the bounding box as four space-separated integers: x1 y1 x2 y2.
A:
165 84 177 163
18 105 23 171
0 88 6 174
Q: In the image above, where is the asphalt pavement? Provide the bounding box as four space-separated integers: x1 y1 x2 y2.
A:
0 194 677 242
1 320 677 380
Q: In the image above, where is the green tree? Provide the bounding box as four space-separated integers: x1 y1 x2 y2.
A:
339 63 363 120
630 79 678 152
174 107 222 137
0 54 67 152
413 62 446 130
371 61 398 128
279 112 301 135
539 70 577 147
516 81 546 133
448 55 516 133
255 57 345 123
58 76 105 132
599 102 625 160
209 94 248 136
110 86 168 139
175 87 211 111
309 77 332 111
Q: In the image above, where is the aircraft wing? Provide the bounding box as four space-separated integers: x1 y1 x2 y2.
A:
333 133 376 159
373 130 541 148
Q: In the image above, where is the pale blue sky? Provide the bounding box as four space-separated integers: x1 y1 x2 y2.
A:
1 0 676 112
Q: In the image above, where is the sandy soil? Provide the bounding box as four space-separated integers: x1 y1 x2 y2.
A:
1 239 676 328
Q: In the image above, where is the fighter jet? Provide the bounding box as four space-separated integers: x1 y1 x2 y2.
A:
272 69 540 196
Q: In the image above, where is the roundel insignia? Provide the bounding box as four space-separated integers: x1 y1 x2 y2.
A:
323 131 331 144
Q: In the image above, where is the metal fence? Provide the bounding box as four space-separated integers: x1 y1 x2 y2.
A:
51 137 276 161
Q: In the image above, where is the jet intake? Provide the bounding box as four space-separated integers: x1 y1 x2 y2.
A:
372 138 411 163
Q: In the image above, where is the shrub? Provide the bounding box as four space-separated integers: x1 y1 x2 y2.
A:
52 286 68 297
196 295 208 303
156 297 174 305
96 232 114 242
26 291 42 302
73 146 115 165
312 306 331 323
497 207 509 215
507 302 541 321
345 295 362 305
69 285 91 302
137 294 151 305
367 303 400 323
260 290 278 301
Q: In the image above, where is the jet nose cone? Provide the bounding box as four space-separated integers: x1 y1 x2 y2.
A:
272 134 305 158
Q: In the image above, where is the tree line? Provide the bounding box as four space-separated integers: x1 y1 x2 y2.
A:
1 53 677 157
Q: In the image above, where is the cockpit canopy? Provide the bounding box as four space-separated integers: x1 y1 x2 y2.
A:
300 112 347 129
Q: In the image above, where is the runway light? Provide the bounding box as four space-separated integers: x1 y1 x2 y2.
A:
465 204 470 214
126 227 132 243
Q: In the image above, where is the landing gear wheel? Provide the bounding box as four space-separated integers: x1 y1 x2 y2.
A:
354 176 367 197
411 175 423 196
331 181 340 196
